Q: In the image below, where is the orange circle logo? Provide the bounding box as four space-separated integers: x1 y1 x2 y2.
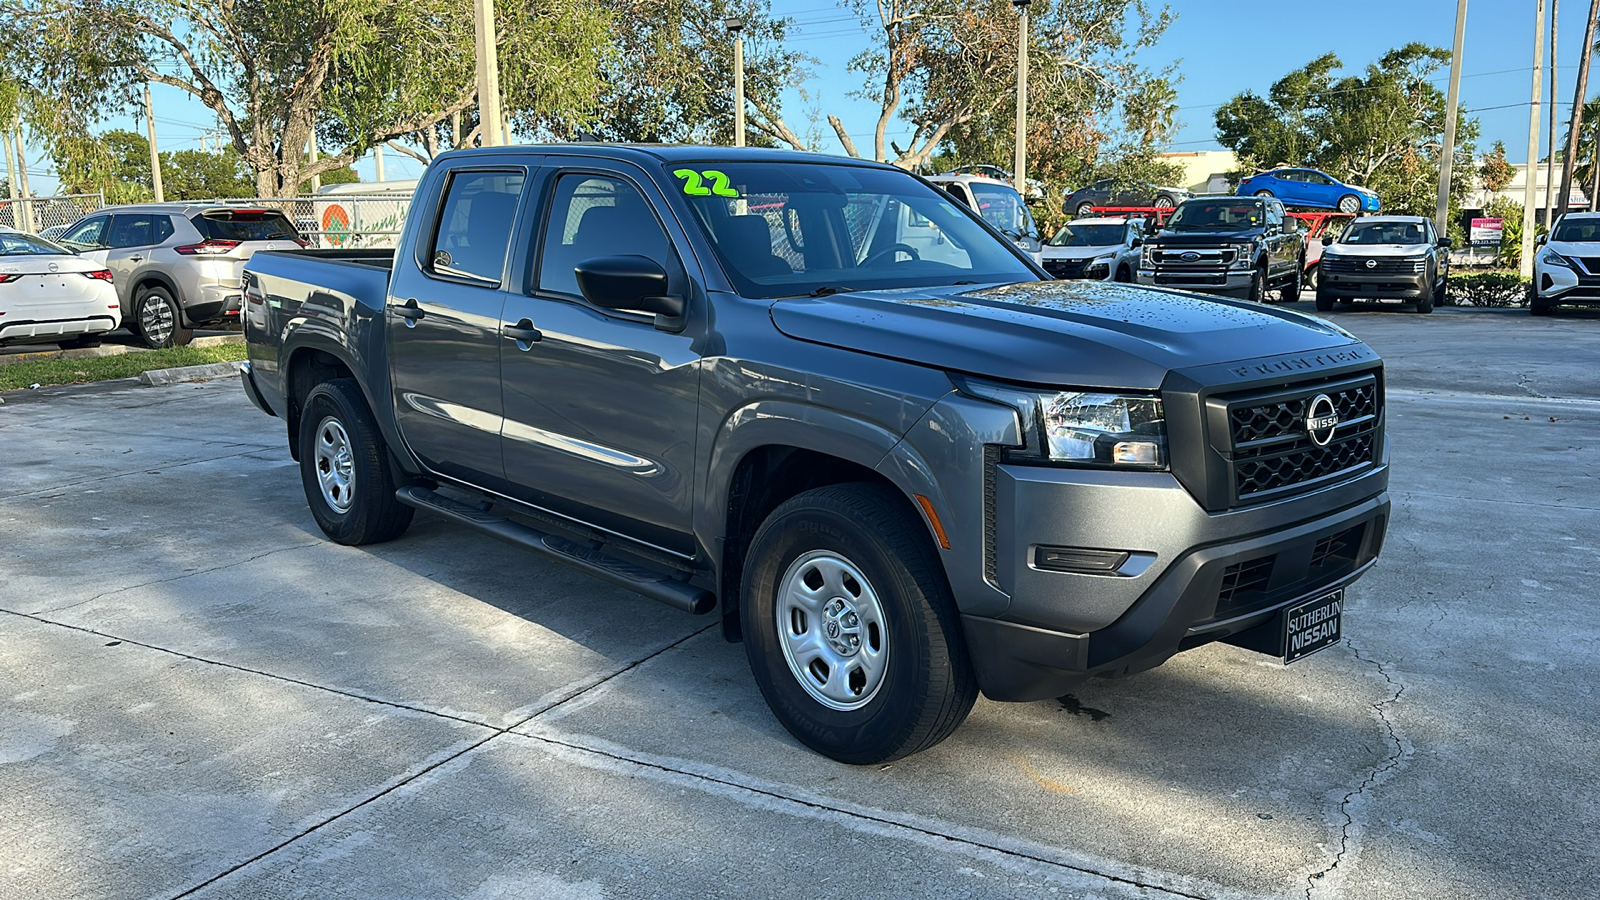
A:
321 204 351 247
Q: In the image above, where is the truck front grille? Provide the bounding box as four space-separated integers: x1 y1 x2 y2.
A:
1044 258 1090 279
1322 255 1426 275
1150 246 1238 268
1220 374 1381 505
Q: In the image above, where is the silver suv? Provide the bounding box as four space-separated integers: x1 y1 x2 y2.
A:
57 204 305 347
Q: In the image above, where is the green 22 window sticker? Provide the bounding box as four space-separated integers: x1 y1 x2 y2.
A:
675 168 740 198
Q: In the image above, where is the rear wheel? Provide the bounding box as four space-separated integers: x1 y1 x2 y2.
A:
1305 263 1320 292
1277 263 1302 303
298 378 414 545
133 286 194 349
1075 201 1095 217
1253 189 1274 198
740 483 977 764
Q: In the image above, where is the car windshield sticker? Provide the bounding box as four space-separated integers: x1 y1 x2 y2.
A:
675 169 740 198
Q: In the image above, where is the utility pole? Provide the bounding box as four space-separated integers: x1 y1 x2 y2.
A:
474 0 504 147
726 18 746 147
1012 0 1031 197
144 84 164 202
1435 0 1468 236
1522 0 1547 277
13 119 32 233
374 143 385 182
1545 0 1560 226
308 138 321 193
3 126 16 203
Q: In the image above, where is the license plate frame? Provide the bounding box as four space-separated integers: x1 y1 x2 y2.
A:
1283 589 1343 664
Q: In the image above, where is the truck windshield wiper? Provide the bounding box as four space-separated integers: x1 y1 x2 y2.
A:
806 285 858 297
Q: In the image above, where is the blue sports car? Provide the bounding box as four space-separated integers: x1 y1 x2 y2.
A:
1237 168 1380 213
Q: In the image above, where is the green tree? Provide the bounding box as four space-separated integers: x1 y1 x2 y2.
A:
1215 44 1477 218
161 149 255 200
3 0 613 196
828 0 1176 178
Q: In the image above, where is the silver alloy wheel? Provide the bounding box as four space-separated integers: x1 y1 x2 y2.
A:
139 296 174 345
1338 195 1359 213
1154 195 1175 209
776 549 889 711
313 415 356 513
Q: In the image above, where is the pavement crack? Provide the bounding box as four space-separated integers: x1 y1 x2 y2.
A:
1516 372 1549 399
25 543 324 616
1305 642 1410 900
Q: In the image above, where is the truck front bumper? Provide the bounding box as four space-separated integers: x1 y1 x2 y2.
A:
1137 268 1253 296
959 461 1389 702
1320 271 1429 300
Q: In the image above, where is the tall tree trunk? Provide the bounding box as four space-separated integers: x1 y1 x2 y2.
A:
1557 0 1600 216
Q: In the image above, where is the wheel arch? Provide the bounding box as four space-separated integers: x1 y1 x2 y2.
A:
128 271 182 313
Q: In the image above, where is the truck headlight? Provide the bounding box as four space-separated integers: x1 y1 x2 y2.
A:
954 378 1167 469
1231 243 1256 269
1141 245 1155 267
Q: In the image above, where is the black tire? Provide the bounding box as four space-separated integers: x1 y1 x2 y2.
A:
1277 264 1302 303
1075 201 1095 217
1337 194 1360 214
298 378 414 546
57 335 103 350
1315 285 1335 312
132 286 194 349
1247 265 1266 303
1415 288 1434 313
1531 299 1553 316
1253 189 1274 198
740 483 977 764
1115 263 1133 283
1305 262 1319 292
1434 273 1449 306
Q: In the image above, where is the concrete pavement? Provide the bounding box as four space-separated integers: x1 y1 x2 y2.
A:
1 306 1595 899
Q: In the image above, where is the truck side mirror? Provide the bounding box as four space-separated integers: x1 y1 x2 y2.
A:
1437 237 1453 249
1320 234 1335 246
575 255 686 331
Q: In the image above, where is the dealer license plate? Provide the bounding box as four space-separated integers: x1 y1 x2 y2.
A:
1283 590 1343 664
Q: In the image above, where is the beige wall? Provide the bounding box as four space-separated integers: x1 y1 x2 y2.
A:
1161 150 1239 194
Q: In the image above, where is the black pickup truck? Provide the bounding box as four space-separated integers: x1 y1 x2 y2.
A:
1138 195 1306 303
240 146 1389 763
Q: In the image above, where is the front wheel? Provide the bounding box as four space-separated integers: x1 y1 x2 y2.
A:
57 335 103 350
1531 299 1553 316
298 378 415 545
741 484 977 764
1247 265 1267 303
1337 194 1361 214
1153 195 1176 209
1315 284 1335 312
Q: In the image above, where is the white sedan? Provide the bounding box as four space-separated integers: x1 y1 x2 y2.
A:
0 229 121 350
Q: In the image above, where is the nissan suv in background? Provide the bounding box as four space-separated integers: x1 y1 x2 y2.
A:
1533 212 1600 315
57 204 306 347
1040 217 1144 282
1138 195 1304 302
1314 215 1449 314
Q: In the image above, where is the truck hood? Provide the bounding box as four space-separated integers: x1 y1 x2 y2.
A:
1149 229 1261 245
769 280 1360 390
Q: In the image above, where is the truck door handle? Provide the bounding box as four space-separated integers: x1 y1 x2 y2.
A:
504 318 543 348
394 299 425 324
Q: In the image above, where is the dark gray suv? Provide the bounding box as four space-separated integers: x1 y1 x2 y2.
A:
58 204 305 347
1315 215 1451 314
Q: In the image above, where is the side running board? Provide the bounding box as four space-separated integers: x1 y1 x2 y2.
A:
395 486 715 615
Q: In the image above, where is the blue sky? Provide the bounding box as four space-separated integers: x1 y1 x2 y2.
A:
12 0 1590 194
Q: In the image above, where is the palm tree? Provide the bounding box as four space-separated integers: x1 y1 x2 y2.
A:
1558 0 1600 215
1564 97 1600 205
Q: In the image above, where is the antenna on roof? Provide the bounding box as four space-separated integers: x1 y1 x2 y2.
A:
576 129 602 143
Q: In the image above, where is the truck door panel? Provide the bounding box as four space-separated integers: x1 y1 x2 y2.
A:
499 167 703 555
387 167 528 493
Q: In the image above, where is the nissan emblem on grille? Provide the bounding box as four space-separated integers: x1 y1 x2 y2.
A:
1364 258 1377 269
1304 393 1340 446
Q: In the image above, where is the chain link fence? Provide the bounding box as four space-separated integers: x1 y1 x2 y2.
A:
0 191 412 249
0 193 105 235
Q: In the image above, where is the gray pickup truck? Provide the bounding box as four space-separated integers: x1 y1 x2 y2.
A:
240 146 1390 763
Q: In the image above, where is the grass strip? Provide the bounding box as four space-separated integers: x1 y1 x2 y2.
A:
0 343 248 392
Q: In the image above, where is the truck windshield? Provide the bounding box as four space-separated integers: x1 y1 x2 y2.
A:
1339 221 1425 245
1047 224 1124 247
1165 199 1264 231
672 162 1037 299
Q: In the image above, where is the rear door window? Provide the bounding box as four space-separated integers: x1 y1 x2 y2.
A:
107 214 156 249
193 210 301 242
429 169 526 285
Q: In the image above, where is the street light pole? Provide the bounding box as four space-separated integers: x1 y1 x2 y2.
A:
1012 0 1031 197
1435 0 1468 236
474 0 504 147
726 18 746 148
1522 0 1547 277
